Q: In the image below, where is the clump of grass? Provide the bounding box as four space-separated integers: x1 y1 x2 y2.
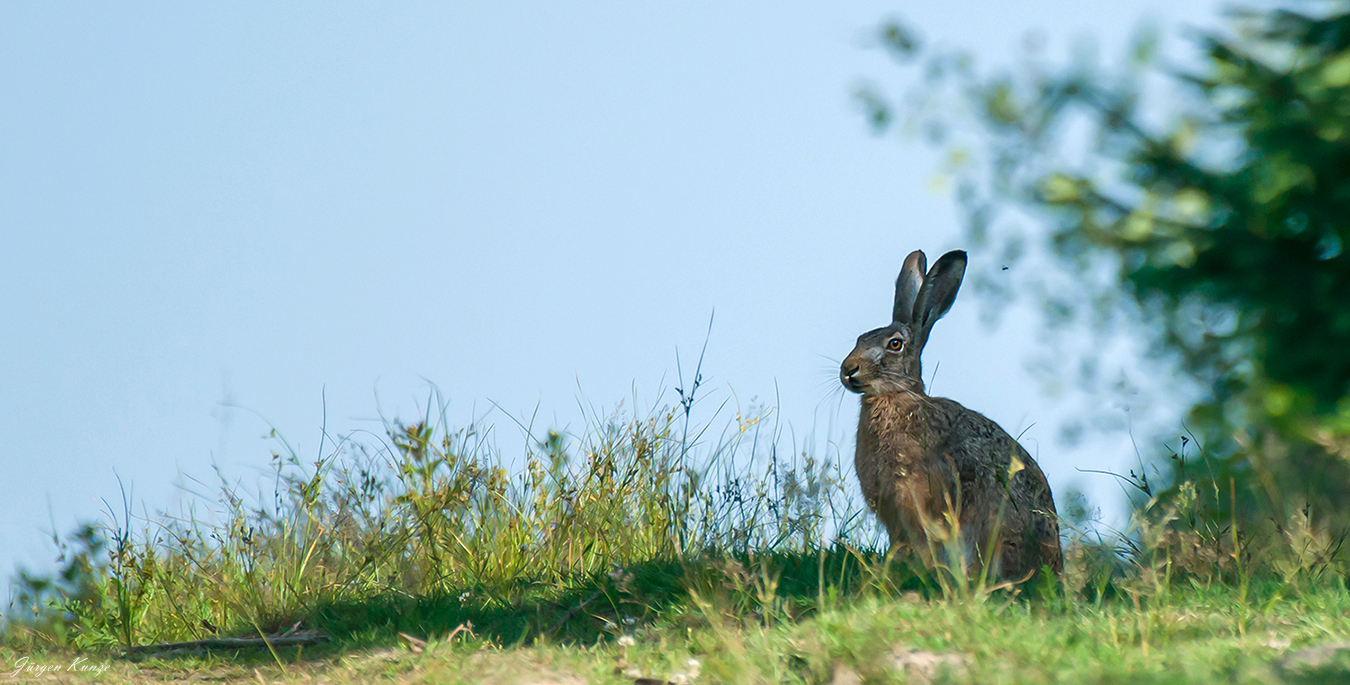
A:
1076 428 1350 604
2 387 864 651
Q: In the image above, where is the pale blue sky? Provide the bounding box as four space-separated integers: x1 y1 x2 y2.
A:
2 1 1223 585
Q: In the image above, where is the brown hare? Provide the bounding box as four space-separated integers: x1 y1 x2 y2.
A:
840 249 1062 580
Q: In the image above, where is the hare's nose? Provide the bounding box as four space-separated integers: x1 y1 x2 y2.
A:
841 363 865 393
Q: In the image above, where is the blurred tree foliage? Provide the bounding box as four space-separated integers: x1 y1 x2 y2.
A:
861 5 1350 542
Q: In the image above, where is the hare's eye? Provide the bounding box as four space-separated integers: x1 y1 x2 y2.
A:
886 337 903 351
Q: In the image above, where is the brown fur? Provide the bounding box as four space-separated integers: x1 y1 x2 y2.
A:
854 392 1062 578
842 249 1062 579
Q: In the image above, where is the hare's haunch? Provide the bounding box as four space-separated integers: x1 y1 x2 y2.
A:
841 249 1062 579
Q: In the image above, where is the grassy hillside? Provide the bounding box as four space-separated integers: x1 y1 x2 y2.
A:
4 392 1349 683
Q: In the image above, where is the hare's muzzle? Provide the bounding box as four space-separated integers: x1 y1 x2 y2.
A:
840 361 865 393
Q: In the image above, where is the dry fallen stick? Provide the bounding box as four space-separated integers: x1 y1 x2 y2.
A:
127 629 331 654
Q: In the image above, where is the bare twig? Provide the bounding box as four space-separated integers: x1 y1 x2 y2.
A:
127 629 330 655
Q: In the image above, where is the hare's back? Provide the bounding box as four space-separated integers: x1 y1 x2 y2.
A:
929 398 1056 508
928 398 1019 480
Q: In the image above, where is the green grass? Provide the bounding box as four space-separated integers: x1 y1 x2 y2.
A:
4 576 1348 683
4 387 1350 683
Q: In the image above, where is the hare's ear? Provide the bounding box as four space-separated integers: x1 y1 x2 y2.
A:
892 250 927 323
912 250 966 341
